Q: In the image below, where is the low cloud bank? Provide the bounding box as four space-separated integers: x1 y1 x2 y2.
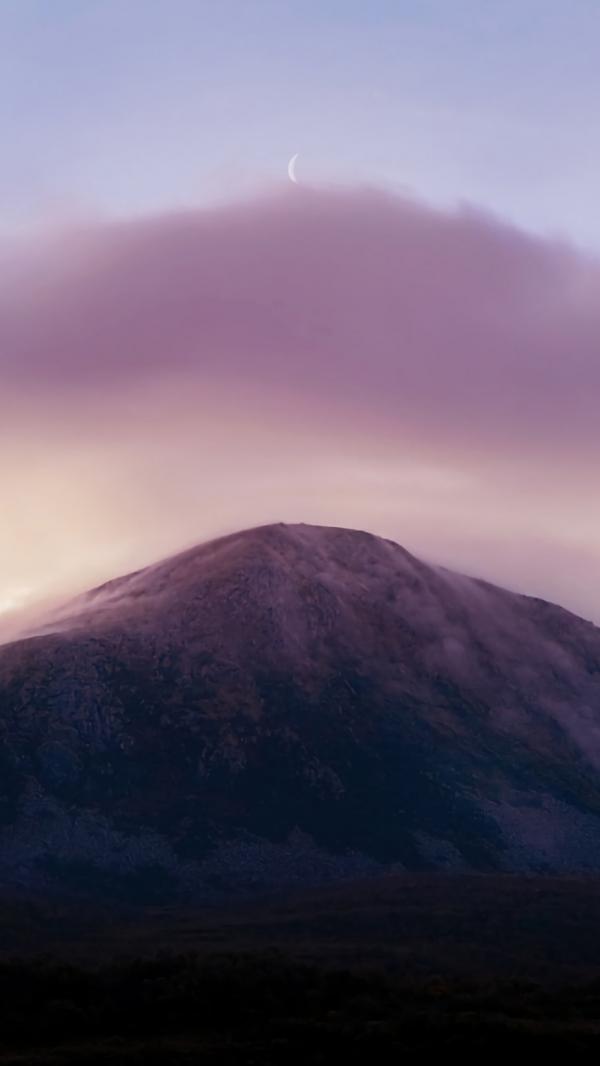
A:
1 185 599 623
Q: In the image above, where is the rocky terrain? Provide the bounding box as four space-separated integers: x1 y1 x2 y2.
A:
1 522 600 900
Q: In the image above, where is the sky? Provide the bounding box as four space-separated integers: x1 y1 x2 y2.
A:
1 1 600 633
4 0 600 246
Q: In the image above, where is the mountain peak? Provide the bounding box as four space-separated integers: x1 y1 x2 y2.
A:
1 521 600 900
60 521 418 629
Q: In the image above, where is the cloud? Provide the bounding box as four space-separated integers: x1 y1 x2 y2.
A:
1 185 599 625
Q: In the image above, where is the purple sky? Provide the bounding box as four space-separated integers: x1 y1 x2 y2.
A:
3 2 600 244
1 2 599 630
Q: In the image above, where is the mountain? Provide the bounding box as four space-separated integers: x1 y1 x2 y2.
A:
1 522 600 901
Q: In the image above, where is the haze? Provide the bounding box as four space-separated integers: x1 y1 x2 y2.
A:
1 185 599 633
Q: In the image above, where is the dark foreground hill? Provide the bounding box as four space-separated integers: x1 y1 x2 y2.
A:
1 522 600 900
4 876 600 1061
6 944 600 1062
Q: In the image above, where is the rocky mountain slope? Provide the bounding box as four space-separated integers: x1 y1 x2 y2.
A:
1 522 600 900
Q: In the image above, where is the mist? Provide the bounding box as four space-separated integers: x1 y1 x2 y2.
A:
1 184 599 628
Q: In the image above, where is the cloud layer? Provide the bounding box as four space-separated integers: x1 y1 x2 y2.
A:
1 185 599 631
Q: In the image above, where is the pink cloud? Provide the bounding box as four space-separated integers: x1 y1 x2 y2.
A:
2 186 599 453
1 185 599 625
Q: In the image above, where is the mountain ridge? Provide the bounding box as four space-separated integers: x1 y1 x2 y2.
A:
1 521 599 901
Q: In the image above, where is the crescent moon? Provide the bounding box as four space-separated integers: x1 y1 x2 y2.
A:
287 153 299 184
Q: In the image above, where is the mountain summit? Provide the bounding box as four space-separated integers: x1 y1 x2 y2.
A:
1 522 600 900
